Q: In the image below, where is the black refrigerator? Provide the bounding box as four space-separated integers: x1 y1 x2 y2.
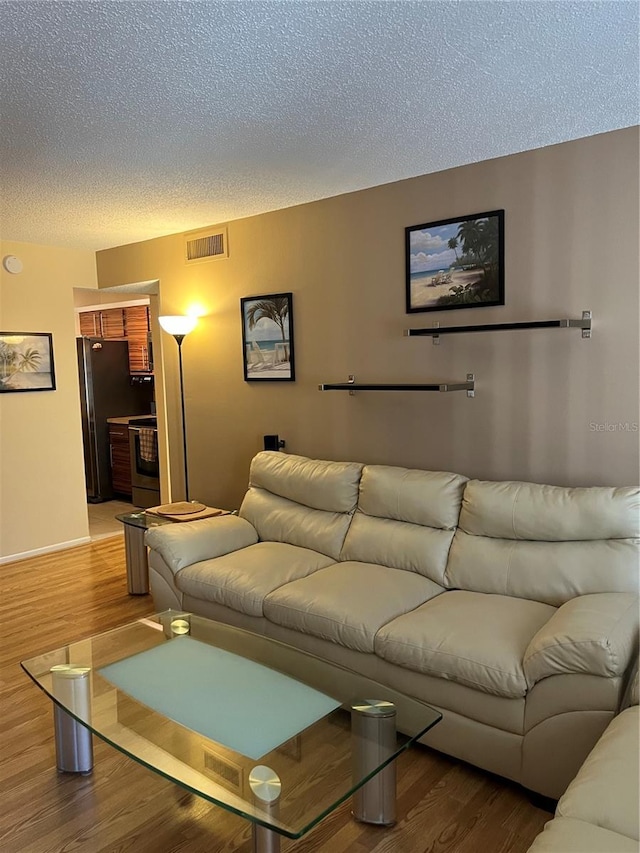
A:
77 337 152 502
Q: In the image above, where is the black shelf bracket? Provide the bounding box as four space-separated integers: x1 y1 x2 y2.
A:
319 374 475 397
404 310 592 344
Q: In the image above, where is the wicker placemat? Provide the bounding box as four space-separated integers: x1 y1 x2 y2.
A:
151 501 206 516
146 503 230 522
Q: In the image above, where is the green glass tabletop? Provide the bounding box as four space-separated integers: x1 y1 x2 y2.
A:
21 612 441 840
115 511 172 530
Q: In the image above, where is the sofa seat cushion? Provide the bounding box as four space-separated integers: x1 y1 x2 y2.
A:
263 562 444 653
556 705 639 841
375 591 556 699
526 817 639 852
175 542 335 617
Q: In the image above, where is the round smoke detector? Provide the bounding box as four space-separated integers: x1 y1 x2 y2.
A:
3 255 23 274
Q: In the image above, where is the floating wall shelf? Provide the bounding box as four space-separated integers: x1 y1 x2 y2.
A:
404 310 592 344
319 374 475 397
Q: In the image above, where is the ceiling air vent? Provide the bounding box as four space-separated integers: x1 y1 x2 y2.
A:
184 226 228 264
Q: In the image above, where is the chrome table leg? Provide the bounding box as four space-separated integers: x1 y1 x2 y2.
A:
51 665 93 774
351 699 397 826
250 765 282 853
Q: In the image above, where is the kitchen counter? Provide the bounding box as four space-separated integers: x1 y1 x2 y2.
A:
107 414 156 425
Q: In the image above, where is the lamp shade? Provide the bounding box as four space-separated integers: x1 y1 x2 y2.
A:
159 315 197 336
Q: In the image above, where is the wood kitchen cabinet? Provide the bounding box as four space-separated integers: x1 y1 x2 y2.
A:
125 306 152 374
79 310 102 337
79 305 152 375
101 308 126 338
79 308 125 339
108 423 132 496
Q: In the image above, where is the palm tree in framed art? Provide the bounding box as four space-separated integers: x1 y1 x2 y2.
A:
246 296 290 342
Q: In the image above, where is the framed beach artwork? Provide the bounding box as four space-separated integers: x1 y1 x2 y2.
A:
240 292 295 382
0 332 56 392
405 209 505 314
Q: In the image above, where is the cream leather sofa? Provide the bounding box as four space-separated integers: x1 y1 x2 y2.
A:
146 452 639 799
527 670 639 852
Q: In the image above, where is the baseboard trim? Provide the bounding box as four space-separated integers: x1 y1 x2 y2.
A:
0 536 92 565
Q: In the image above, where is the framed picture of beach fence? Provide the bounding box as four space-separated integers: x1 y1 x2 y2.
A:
0 332 56 392
405 209 504 314
240 292 295 382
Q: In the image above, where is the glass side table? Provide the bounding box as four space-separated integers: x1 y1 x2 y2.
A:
116 511 173 595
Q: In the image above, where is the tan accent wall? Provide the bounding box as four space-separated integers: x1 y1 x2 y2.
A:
0 241 97 560
97 128 640 512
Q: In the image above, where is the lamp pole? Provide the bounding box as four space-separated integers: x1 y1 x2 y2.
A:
174 334 189 501
159 315 197 502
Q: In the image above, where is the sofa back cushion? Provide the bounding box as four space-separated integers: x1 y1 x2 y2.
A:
247 451 362 512
340 465 468 584
239 452 363 560
445 480 640 605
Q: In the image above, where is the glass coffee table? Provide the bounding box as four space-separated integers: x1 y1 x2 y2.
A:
22 612 441 852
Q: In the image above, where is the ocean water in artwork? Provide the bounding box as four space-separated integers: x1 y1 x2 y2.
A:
248 338 286 353
410 268 449 283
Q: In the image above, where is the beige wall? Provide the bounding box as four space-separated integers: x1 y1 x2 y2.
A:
97 128 640 511
0 240 97 560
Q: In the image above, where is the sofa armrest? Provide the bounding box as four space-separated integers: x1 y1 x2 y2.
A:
145 515 259 575
524 593 639 688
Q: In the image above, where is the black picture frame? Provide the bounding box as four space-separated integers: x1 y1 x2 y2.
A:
405 209 505 314
240 292 295 382
0 331 56 392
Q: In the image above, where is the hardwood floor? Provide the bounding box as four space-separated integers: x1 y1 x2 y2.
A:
0 538 552 852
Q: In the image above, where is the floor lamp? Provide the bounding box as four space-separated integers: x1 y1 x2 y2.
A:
158 315 197 501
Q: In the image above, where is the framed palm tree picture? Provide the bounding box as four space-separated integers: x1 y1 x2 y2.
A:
405 210 504 313
0 332 56 392
240 293 295 381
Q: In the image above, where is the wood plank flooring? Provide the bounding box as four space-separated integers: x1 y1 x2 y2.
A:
0 537 552 852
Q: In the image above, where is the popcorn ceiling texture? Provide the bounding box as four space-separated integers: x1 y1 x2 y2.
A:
0 1 637 250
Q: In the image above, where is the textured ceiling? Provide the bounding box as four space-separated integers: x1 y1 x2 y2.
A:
0 1 638 251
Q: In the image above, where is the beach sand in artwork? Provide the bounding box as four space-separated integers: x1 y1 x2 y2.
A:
411 269 483 309
247 361 292 380
0 371 52 390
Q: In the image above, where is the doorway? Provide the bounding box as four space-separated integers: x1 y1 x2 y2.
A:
73 279 172 536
